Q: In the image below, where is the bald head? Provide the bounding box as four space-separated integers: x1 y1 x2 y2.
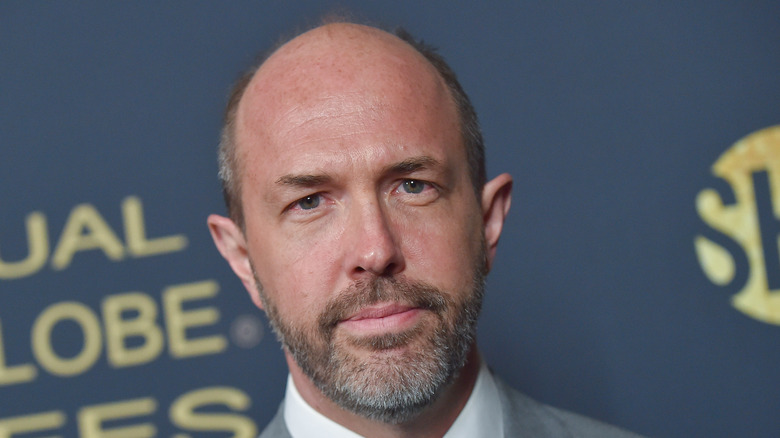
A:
247 23 438 106
218 22 485 227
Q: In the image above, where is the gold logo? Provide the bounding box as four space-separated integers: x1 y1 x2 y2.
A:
695 125 780 325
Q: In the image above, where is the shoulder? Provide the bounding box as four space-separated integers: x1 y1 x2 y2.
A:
258 403 291 438
493 376 645 438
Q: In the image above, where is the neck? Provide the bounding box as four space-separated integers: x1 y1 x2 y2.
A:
286 344 481 438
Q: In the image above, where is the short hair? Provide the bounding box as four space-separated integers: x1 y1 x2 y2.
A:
217 23 486 228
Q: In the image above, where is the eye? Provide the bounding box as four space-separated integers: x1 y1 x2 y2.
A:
401 179 426 194
394 179 439 206
294 194 321 210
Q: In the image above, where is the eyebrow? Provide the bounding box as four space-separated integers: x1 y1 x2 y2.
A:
275 174 332 187
274 156 441 188
382 156 440 175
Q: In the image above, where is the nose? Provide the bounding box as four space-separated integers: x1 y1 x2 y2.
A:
344 198 405 279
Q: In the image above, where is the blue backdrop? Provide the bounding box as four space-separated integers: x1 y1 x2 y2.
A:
1 2 779 437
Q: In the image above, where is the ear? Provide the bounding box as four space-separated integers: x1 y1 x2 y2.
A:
481 173 513 271
207 214 265 310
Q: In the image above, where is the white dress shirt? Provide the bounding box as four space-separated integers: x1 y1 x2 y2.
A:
283 359 504 437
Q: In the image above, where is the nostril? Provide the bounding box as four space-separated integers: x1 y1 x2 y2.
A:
353 259 399 277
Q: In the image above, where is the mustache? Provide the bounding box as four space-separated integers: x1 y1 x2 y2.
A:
318 277 451 332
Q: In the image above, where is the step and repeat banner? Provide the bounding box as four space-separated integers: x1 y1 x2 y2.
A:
1 2 778 437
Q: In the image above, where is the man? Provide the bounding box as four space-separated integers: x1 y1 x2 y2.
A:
208 20 641 438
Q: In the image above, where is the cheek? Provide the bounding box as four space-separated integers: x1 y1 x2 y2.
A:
247 221 343 317
397 204 483 292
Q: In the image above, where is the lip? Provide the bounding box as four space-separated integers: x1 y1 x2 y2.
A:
338 303 423 335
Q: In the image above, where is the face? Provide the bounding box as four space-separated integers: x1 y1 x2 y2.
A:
209 24 511 423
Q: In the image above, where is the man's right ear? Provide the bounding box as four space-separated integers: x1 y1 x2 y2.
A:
207 214 265 310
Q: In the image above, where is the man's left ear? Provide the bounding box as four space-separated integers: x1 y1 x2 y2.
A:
481 173 513 271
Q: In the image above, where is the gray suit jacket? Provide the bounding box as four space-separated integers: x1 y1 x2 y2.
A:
258 376 643 437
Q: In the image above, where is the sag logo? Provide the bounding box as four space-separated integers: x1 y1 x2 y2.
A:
695 125 780 325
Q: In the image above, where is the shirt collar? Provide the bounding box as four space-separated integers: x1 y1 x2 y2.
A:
444 359 504 438
284 373 362 438
283 358 503 438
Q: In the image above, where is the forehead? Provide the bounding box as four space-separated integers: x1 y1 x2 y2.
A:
234 24 463 181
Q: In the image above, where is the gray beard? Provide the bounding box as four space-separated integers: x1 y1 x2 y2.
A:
254 270 486 424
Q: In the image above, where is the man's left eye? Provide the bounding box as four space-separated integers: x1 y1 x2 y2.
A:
295 194 321 210
401 179 426 194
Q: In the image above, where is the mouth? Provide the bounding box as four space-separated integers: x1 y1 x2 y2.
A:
337 303 425 336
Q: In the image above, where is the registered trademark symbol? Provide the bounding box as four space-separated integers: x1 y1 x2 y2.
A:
229 314 264 348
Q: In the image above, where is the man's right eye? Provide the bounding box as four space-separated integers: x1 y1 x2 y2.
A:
294 194 321 210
